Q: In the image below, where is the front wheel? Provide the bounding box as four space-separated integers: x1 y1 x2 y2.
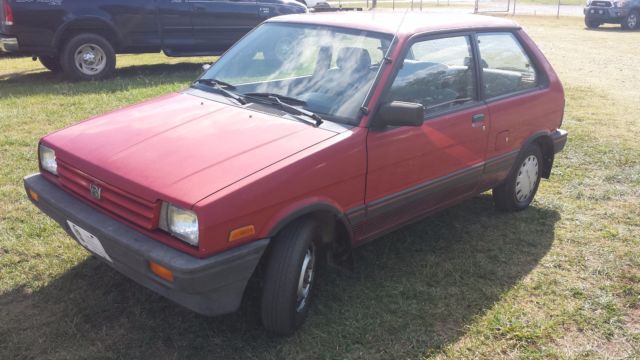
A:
622 10 639 30
584 17 601 29
493 144 543 211
60 33 116 81
261 219 320 335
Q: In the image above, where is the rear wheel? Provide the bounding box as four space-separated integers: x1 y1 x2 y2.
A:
585 17 601 29
39 56 62 73
60 33 116 81
493 144 543 212
261 219 320 335
622 10 639 30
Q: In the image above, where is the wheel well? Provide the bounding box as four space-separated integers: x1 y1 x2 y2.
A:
56 20 120 52
533 135 554 179
268 209 354 268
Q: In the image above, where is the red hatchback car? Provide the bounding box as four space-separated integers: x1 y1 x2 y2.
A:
25 12 567 334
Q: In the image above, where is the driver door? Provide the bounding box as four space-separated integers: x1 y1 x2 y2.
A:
362 34 490 241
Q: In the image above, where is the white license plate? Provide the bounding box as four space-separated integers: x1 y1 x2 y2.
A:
67 220 112 262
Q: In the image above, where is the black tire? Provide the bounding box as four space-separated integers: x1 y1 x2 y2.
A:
60 33 116 81
622 10 639 30
39 55 62 73
492 144 543 212
584 17 601 29
261 219 320 335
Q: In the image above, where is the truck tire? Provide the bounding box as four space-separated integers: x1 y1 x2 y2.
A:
261 219 320 335
584 17 601 29
39 56 62 73
622 10 639 30
492 144 543 212
60 33 116 81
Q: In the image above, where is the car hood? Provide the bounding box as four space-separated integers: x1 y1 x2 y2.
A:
44 91 338 205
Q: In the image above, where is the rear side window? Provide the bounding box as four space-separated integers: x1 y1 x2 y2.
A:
477 33 538 99
386 36 476 114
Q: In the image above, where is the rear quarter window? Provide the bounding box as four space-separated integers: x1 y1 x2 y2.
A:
477 32 539 99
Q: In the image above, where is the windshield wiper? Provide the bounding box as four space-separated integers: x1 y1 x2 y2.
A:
243 92 306 106
244 93 323 127
192 78 246 105
195 78 237 90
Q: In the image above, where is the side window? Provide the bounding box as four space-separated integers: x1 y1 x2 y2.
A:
477 32 539 99
387 36 476 114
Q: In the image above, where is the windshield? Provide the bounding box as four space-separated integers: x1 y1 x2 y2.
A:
201 22 393 125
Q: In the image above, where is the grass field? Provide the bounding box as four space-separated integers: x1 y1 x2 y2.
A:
1 16 639 359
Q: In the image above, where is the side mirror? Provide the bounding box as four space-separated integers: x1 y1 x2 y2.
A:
377 101 424 127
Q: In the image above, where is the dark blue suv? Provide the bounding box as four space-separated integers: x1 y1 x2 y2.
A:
0 0 307 80
584 0 640 29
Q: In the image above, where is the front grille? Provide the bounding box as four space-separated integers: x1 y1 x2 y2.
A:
591 1 612 7
57 160 160 229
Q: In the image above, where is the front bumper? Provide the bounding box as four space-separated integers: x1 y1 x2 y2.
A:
584 6 630 21
0 34 19 53
24 173 270 316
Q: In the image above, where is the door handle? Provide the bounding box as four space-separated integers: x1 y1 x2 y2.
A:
472 113 486 131
471 113 485 123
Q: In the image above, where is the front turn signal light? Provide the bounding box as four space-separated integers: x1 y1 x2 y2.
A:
149 261 174 282
29 189 39 202
228 225 256 242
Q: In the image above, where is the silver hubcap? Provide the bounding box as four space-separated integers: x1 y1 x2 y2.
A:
74 44 107 75
296 245 315 312
628 14 637 28
515 155 539 202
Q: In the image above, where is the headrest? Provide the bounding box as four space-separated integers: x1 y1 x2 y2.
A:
336 47 371 72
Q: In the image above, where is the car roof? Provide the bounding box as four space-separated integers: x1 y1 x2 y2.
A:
267 11 520 36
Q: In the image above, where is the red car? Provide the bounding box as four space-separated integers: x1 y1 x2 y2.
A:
24 12 567 334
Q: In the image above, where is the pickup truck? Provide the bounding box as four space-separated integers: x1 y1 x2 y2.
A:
0 0 307 80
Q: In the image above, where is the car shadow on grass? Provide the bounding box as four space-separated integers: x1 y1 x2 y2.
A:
0 194 559 359
0 62 205 94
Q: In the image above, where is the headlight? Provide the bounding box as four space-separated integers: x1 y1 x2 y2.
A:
614 0 629 6
39 144 58 175
160 203 199 246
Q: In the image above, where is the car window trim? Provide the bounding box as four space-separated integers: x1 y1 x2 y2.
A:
357 32 401 123
474 30 550 103
369 30 484 129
